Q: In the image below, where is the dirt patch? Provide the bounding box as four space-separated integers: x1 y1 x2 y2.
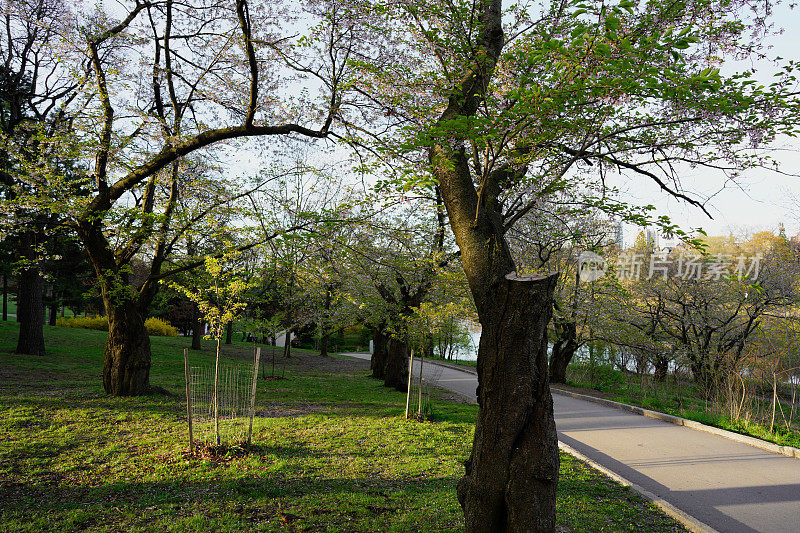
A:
226 348 371 374
0 361 60 389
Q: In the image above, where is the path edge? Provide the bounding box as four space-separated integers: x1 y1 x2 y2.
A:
558 441 719 533
551 387 800 460
343 353 722 532
404 357 800 461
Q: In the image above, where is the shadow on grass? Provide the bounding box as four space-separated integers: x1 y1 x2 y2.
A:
1 473 461 514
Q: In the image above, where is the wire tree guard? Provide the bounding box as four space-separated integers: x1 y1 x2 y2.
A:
405 350 444 420
184 347 261 451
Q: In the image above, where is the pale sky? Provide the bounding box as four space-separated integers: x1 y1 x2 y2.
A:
99 0 800 242
617 2 800 243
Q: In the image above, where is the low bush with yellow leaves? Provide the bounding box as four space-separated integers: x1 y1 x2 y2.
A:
56 316 179 337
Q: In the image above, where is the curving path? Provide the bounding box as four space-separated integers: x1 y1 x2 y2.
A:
342 353 800 533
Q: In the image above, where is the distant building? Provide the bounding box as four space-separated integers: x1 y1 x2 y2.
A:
645 228 659 249
614 221 624 249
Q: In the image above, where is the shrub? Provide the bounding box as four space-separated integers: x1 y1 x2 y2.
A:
56 316 108 331
56 316 178 337
144 317 179 337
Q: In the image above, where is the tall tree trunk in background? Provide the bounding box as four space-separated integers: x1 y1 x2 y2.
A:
320 332 329 357
371 326 389 379
3 274 8 321
15 232 45 356
319 284 332 357
424 336 435 360
225 321 233 345
283 328 292 358
15 266 45 356
191 303 203 350
48 289 59 326
427 2 559 528
691 357 719 398
654 356 669 382
549 320 578 384
383 338 409 391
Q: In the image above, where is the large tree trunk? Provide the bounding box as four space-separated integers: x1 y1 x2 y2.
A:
426 1 559 528
77 219 153 396
319 332 329 357
549 320 578 384
370 326 389 379
383 337 409 391
15 266 45 356
457 274 559 532
103 299 152 396
225 321 233 345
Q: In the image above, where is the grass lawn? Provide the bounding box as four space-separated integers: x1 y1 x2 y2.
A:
0 322 684 532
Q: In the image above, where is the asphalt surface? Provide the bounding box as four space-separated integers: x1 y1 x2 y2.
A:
342 352 800 533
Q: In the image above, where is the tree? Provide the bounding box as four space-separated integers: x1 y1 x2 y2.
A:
8 0 371 395
351 0 799 528
330 201 456 390
0 0 80 355
170 250 250 445
644 236 796 390
507 185 625 383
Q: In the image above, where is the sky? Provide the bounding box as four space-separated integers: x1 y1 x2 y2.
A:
616 2 800 244
98 0 800 243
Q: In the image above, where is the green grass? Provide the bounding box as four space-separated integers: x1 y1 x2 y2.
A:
425 356 477 368
564 364 800 450
3 297 16 316
0 322 684 531
1 297 82 318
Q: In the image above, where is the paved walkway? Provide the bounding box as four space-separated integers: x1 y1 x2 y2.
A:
342 353 800 533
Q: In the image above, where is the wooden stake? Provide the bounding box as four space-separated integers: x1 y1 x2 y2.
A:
247 347 261 447
183 348 194 454
405 349 414 418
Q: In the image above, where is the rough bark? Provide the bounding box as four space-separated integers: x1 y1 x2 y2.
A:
691 359 719 397
319 332 329 357
654 356 669 382
103 299 152 396
421 0 560 527
283 328 292 358
457 274 559 532
383 337 409 391
371 326 389 379
319 283 332 357
15 266 45 356
549 320 578 384
77 219 153 396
